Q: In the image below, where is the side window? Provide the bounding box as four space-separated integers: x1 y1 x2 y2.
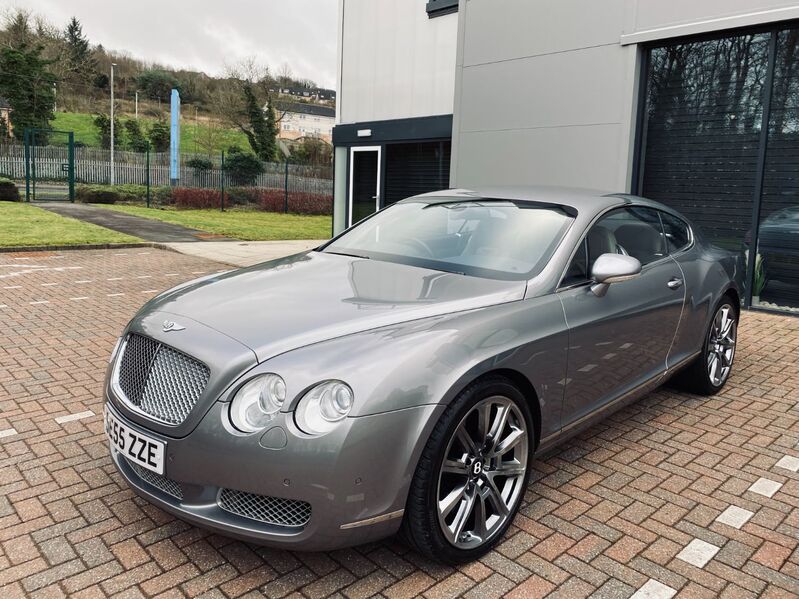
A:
589 207 667 269
660 212 691 253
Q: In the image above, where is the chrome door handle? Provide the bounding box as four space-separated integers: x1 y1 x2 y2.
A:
667 277 683 290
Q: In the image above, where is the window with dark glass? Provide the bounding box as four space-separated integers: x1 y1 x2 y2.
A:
659 212 692 253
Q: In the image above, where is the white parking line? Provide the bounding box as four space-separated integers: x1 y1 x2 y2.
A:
676 539 719 568
191 271 206 274
137 252 151 255
70 297 89 301
0 428 18 439
114 253 129 256
75 280 92 284
3 285 21 289
142 290 159 294
54 411 94 424
137 275 152 279
107 277 123 281
107 293 125 297
29 300 49 305
165 273 180 277
0 304 7 309
41 282 58 286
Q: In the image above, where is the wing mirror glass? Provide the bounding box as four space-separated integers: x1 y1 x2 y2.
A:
590 254 642 297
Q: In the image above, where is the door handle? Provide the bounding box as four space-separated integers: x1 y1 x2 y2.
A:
667 277 683 290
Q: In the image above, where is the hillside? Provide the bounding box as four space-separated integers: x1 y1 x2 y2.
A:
52 112 250 155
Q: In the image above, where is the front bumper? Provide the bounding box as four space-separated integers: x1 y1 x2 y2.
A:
106 399 443 551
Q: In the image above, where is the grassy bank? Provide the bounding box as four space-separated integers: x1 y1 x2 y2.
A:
0 202 141 247
51 112 250 154
99 205 332 241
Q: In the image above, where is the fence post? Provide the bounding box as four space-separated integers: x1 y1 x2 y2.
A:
23 128 30 202
145 147 151 208
68 132 75 202
284 159 289 213
220 151 225 212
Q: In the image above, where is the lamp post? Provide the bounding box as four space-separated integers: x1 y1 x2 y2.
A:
110 63 117 185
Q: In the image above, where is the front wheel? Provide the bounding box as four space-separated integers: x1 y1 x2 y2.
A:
401 377 534 564
674 298 738 395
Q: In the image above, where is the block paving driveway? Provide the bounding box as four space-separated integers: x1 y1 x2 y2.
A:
0 248 797 599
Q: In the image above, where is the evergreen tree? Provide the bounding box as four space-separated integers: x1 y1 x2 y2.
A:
241 82 275 160
93 113 121 149
124 119 150 152
148 120 170 152
64 17 95 81
0 44 56 141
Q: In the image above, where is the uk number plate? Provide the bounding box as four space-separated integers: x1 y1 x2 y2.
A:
104 407 165 475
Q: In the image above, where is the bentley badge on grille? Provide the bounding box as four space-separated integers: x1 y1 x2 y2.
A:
162 320 186 332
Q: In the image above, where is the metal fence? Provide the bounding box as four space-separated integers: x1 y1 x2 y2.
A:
0 143 334 196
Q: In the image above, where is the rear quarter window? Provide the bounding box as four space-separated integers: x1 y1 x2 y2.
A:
660 212 692 253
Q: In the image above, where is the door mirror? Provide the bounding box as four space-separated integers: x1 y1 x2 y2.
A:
590 253 641 297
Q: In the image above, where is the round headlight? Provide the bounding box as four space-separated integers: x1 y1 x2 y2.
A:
295 381 353 435
230 374 286 433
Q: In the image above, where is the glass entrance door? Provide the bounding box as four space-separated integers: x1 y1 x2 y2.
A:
349 146 381 226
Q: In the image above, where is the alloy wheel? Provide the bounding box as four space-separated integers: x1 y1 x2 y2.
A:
707 304 736 387
436 396 528 549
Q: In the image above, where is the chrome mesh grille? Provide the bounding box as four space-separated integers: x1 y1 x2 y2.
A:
128 461 183 500
218 489 311 528
116 334 209 425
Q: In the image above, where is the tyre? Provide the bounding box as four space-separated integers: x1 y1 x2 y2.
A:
674 297 738 396
401 377 534 564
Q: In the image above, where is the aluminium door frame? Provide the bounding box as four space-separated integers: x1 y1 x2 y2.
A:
348 145 382 227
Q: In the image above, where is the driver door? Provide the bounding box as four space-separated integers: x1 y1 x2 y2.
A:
557 207 685 428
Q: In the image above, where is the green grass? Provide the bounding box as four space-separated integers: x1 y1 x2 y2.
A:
51 112 250 155
0 202 142 247
99 205 332 241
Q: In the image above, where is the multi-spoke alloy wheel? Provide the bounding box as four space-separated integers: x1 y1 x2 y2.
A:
706 304 736 387
436 396 528 550
402 378 533 563
674 297 738 396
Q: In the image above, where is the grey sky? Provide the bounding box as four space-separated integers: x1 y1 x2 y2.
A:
4 0 337 88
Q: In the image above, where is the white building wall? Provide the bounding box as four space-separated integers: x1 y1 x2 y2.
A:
451 0 799 192
337 0 458 125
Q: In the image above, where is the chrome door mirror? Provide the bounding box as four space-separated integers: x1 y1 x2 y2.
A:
590 254 641 297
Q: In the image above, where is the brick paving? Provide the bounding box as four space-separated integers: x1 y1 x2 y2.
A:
1 248 797 599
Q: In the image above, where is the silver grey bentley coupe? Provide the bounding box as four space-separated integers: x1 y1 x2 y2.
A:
103 186 744 563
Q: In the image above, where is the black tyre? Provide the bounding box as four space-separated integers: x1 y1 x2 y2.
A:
673 297 738 396
401 376 534 564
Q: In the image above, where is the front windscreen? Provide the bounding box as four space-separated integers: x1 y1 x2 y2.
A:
322 199 574 280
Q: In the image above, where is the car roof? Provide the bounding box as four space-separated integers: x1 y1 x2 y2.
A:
405 186 677 218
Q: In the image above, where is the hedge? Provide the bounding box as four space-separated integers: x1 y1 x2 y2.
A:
173 187 332 215
0 177 20 201
76 184 172 205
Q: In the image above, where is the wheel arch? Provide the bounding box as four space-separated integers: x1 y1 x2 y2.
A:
449 368 542 451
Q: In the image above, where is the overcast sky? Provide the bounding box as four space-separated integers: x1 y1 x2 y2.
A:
3 0 338 88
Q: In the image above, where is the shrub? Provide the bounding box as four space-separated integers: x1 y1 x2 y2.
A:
75 184 164 204
173 187 222 209
186 157 213 171
223 150 264 185
0 177 20 201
